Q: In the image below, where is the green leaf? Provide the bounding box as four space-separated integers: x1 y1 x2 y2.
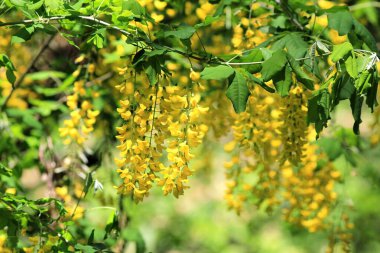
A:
318 89 331 121
270 15 288 29
44 0 64 14
54 199 67 216
104 211 118 240
132 49 146 67
88 229 95 244
0 54 15 71
273 65 292 97
354 70 372 94
87 29 106 49
29 99 64 116
28 0 44 10
332 74 355 104
241 70 275 93
6 69 16 85
200 65 235 80
145 64 158 85
161 25 196 40
356 55 373 74
261 50 287 82
115 9 133 24
26 71 66 80
11 25 35 44
0 55 16 85
145 49 167 57
239 48 263 74
0 163 12 177
308 89 331 136
286 54 315 90
272 33 309 59
34 75 74 96
84 173 94 197
285 33 309 59
366 70 378 112
350 92 363 135
330 42 353 62
260 48 272 60
75 244 97 253
226 71 250 113
345 54 358 78
22 113 42 130
328 11 353 35
9 0 26 7
195 16 221 29
122 0 146 17
316 41 330 54
352 19 378 52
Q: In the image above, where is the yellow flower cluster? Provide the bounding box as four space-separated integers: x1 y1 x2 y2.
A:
221 5 345 240
1 229 60 253
115 74 209 202
0 234 12 253
23 234 60 253
55 186 84 221
58 67 100 146
326 212 354 253
224 85 342 234
223 79 355 253
224 3 283 214
137 0 178 23
195 0 215 21
279 86 308 165
230 3 270 53
108 1 355 250
277 87 340 232
224 87 283 214
202 89 234 138
282 142 340 232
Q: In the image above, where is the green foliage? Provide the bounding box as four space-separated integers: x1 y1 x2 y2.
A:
0 0 377 132
261 50 288 82
0 54 16 85
328 10 353 36
308 88 331 134
331 42 354 62
200 65 235 80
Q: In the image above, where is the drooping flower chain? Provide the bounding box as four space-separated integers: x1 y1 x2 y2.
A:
115 72 209 202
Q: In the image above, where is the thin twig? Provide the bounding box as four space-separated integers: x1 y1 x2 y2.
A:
85 72 113 86
224 52 332 66
195 31 207 55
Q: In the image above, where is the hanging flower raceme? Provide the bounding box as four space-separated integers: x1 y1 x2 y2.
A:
277 86 340 233
280 136 341 232
58 58 100 146
224 87 283 214
114 72 209 202
279 86 308 166
224 83 348 244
